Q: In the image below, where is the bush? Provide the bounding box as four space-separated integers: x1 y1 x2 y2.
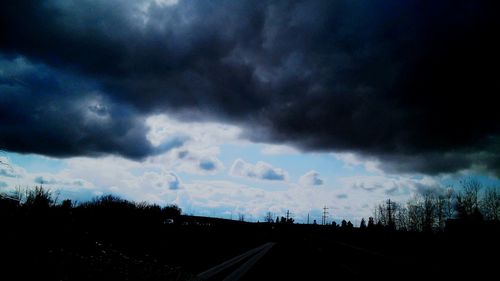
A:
24 186 54 209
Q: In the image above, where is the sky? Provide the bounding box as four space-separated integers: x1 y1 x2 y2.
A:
1 0 499 223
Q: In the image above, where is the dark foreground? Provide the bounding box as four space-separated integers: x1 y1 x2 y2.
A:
241 224 500 280
1 201 498 280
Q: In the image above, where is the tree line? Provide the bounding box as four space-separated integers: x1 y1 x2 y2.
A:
367 179 500 232
0 186 182 223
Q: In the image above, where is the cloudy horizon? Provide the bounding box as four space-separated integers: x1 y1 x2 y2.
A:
1 0 499 223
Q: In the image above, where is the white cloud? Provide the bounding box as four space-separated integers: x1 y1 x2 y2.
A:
145 146 224 175
154 0 179 7
229 159 288 181
299 170 324 186
51 159 444 222
142 114 246 175
140 171 181 191
261 144 299 155
0 157 97 200
146 114 243 148
333 152 382 173
336 193 348 199
173 149 224 175
0 156 25 178
337 175 440 199
165 171 181 190
53 156 183 204
0 165 19 178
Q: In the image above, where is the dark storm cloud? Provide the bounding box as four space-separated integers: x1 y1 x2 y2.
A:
0 56 179 159
1 0 499 175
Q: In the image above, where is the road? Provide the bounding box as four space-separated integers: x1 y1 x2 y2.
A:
239 238 416 280
196 242 275 281
195 238 401 280
194 228 500 280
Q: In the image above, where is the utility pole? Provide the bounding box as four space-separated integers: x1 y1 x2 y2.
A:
387 199 394 229
307 213 310 224
322 206 329 225
286 210 290 221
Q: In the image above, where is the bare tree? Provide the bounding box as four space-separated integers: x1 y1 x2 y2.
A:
407 190 451 232
456 179 482 219
374 203 385 226
264 211 274 223
11 186 25 203
435 188 454 230
374 199 397 230
373 179 489 232
360 218 367 229
407 196 424 232
367 217 375 228
395 204 409 231
422 191 436 232
481 188 500 220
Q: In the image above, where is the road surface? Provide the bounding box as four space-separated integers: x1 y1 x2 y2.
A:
196 242 275 281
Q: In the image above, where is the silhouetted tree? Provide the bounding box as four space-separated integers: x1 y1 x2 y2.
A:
347 221 353 229
472 207 484 221
406 191 443 232
360 218 367 229
422 192 436 232
407 196 424 232
395 204 409 231
373 179 491 232
278 210 295 224
435 188 454 230
276 215 294 224
83 194 133 209
60 199 73 209
481 188 500 220
162 204 181 219
24 186 53 209
456 179 482 220
264 212 274 223
367 217 375 228
341 219 347 228
10 186 25 202
0 192 20 211
375 199 396 230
